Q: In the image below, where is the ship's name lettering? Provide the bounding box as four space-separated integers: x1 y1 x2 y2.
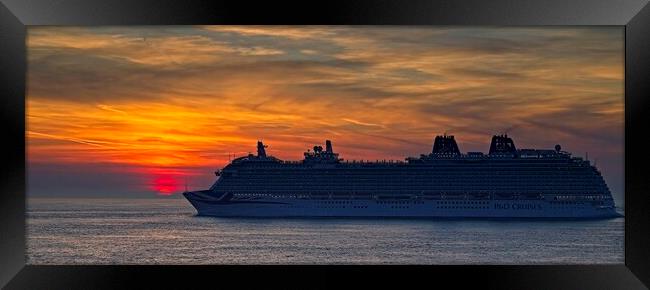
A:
493 203 542 210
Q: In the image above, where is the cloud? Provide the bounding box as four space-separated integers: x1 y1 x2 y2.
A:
341 118 385 128
236 46 285 56
201 26 336 40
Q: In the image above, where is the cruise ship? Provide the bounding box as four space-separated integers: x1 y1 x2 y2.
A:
183 134 621 218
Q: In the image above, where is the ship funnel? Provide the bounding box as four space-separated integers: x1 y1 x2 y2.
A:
488 134 516 154
257 141 267 158
325 140 333 153
432 135 461 155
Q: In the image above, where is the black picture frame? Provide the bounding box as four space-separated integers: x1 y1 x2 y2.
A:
1 0 649 289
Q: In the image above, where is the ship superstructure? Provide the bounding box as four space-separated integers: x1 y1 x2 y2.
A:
183 134 621 218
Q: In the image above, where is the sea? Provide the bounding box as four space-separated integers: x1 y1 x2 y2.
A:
26 197 624 265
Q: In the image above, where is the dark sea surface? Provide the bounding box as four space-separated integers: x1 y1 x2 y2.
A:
27 197 624 264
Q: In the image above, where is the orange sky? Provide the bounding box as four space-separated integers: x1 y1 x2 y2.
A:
26 26 624 201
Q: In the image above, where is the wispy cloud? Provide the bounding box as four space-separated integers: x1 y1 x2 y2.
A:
341 118 386 128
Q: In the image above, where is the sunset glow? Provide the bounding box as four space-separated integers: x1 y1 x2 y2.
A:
151 175 178 196
27 26 624 200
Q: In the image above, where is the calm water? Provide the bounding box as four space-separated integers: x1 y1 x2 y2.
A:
27 197 624 264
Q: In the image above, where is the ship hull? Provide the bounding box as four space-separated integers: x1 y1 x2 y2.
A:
184 192 621 219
